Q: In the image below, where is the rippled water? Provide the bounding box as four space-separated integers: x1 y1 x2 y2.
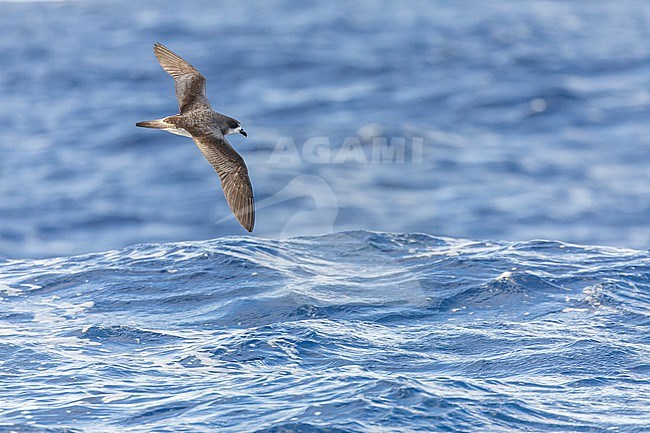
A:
1 231 649 432
2 1 650 258
1 0 650 431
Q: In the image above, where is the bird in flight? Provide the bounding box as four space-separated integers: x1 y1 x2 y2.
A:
136 43 254 232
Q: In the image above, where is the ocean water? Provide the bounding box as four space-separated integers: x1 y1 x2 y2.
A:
1 0 650 431
1 231 649 432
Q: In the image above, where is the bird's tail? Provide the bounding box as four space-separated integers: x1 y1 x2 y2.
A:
135 118 168 129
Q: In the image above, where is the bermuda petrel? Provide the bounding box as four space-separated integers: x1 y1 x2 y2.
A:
136 43 254 232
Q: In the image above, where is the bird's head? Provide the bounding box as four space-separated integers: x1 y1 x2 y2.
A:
225 118 247 137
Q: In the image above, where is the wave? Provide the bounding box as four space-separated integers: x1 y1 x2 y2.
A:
1 231 649 431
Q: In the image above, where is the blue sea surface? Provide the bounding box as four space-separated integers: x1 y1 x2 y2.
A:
1 0 650 431
1 231 650 432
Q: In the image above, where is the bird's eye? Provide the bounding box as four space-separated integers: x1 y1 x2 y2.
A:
231 124 239 129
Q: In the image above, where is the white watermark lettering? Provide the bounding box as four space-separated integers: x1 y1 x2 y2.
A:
332 137 366 164
268 136 424 164
267 137 300 165
303 137 331 164
371 137 406 164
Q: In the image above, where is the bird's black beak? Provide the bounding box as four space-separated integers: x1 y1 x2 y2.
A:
240 129 247 137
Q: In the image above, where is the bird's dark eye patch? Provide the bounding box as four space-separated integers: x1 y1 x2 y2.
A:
230 123 239 129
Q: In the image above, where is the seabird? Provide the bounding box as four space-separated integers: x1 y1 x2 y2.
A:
136 43 254 232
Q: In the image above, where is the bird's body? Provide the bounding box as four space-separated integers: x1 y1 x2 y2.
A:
136 43 254 232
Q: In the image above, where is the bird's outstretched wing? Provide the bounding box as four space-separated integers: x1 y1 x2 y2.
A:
192 132 255 232
153 43 210 113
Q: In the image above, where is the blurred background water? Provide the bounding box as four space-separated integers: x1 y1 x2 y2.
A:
1 0 649 258
1 1 649 432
